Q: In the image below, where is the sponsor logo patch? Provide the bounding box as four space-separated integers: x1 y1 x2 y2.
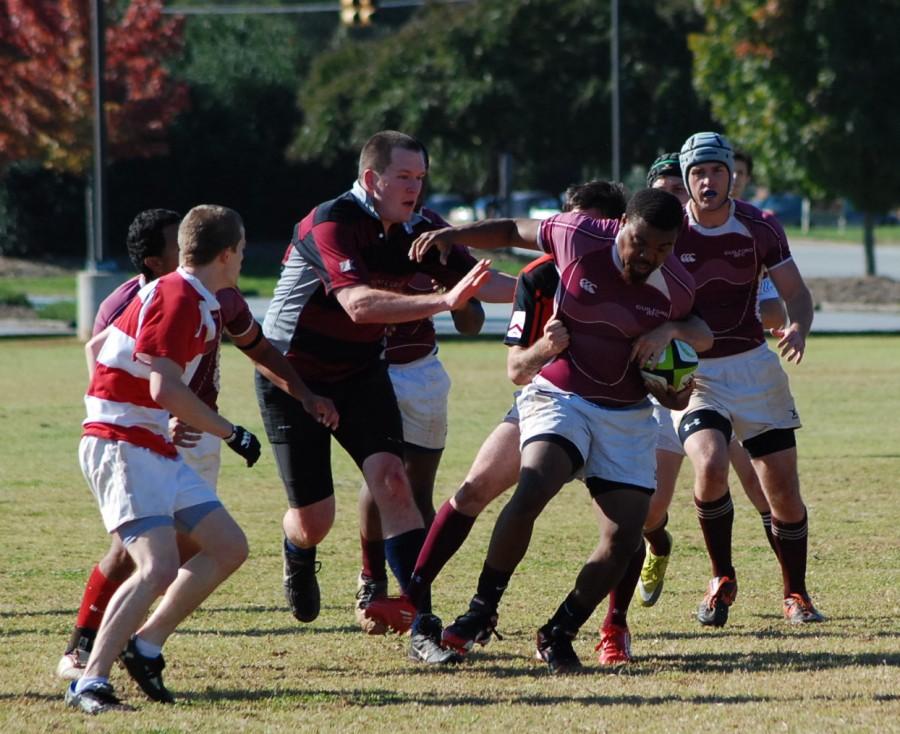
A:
506 310 526 339
339 258 355 273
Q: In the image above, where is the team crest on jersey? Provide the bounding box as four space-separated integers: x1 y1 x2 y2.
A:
506 310 526 339
680 253 696 263
339 259 355 273
579 278 598 294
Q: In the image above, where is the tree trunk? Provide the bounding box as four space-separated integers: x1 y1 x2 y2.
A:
863 212 876 276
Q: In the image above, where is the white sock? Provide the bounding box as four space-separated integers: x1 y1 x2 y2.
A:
134 635 162 659
75 675 108 694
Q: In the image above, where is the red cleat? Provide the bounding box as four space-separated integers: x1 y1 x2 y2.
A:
595 624 632 665
361 594 417 634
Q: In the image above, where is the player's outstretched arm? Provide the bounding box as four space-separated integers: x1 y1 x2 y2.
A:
476 270 517 303
409 219 541 263
84 326 112 379
236 325 339 430
630 315 713 367
336 259 492 324
507 317 570 385
768 260 814 364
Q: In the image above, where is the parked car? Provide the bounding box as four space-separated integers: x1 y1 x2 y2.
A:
423 193 475 224
754 193 803 226
474 190 561 220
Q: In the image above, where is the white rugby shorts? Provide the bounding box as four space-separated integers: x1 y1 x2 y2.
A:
79 436 219 534
674 342 801 442
178 431 222 487
388 350 451 451
652 400 684 456
516 383 657 490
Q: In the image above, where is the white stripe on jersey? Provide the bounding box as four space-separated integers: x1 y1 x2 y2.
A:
83 394 170 435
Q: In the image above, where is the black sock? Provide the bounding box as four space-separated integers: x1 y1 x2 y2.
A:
475 563 512 610
547 590 593 634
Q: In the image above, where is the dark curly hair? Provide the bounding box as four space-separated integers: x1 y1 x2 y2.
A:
126 209 182 278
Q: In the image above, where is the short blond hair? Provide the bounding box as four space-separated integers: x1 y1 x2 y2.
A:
178 205 244 266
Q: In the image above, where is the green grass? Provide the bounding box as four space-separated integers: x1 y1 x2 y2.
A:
0 337 898 731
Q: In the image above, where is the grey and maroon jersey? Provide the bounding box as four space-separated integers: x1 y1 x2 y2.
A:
535 212 696 408
676 200 792 358
93 275 145 336
263 187 475 382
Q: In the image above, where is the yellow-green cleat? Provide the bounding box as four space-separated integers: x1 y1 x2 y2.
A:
637 531 673 607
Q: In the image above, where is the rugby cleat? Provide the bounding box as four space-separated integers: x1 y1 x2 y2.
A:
535 623 582 675
638 532 673 607
697 575 738 627
783 593 826 624
65 681 125 715
409 614 464 665
595 624 632 665
355 573 389 635
283 541 321 623
360 594 417 634
441 597 501 655
120 637 175 704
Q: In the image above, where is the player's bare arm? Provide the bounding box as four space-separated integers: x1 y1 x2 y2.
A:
644 374 694 411
759 297 787 331
409 219 542 263
507 316 570 385
451 298 485 336
630 315 713 367
335 258 492 324
233 323 339 430
169 416 202 448
148 356 236 440
767 260 814 364
84 326 111 379
476 270 517 303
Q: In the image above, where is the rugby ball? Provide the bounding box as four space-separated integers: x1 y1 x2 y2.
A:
641 339 699 391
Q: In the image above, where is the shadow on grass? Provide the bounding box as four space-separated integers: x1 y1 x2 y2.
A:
647 624 900 641
0 608 75 618
177 624 361 637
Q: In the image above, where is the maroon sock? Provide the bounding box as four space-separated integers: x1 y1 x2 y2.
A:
643 514 671 556
75 565 121 630
360 535 387 582
603 542 645 629
772 511 808 598
694 492 735 579
759 511 779 557
406 500 475 609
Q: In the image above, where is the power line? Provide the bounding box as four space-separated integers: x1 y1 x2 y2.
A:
162 0 471 16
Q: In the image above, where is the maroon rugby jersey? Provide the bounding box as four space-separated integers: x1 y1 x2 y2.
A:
676 200 792 358
263 187 476 382
383 273 440 365
94 279 256 411
536 212 695 407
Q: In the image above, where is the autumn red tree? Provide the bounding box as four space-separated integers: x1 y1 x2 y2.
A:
0 0 188 174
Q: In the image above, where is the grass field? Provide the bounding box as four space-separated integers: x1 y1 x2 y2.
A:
0 336 898 732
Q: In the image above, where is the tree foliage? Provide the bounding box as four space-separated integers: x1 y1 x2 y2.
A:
690 0 900 215
292 0 711 197
0 0 188 174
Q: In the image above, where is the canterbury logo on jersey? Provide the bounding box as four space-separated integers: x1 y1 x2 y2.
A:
579 278 597 294
680 253 696 263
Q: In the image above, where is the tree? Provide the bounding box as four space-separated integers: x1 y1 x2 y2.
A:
0 0 188 174
690 0 900 275
291 0 711 198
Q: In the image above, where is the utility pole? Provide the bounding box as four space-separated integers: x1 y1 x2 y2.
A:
610 0 620 182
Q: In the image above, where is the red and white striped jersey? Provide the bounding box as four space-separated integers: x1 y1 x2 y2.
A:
82 268 222 457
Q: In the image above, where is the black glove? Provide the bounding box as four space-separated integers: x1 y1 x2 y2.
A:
225 425 261 467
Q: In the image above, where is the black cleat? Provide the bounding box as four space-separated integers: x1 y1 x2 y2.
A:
355 573 389 634
283 541 321 623
441 596 501 655
697 576 738 627
120 637 175 703
535 623 582 675
409 614 464 665
65 681 126 714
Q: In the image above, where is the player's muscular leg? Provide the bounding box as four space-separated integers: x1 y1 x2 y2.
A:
404 449 443 526
362 452 423 538
644 450 683 531
751 447 805 523
575 488 651 609
358 482 382 544
283 498 335 549
81 525 180 680
484 440 574 573
97 536 136 583
451 421 521 517
137 507 248 647
683 429 730 501
729 439 771 513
